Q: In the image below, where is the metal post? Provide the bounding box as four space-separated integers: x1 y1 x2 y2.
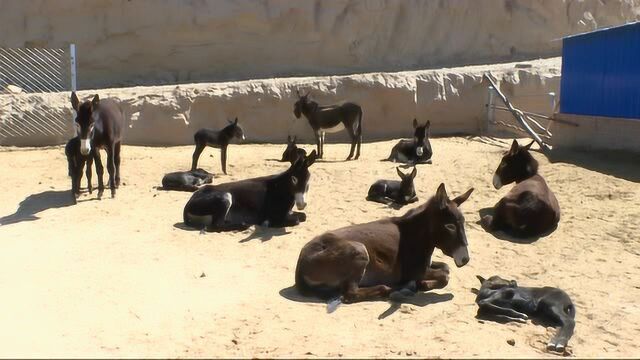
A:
548 92 557 113
485 86 495 133
69 43 77 92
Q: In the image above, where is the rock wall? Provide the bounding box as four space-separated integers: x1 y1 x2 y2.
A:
0 0 636 89
0 58 561 147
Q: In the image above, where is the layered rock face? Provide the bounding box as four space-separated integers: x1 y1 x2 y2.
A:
0 0 637 88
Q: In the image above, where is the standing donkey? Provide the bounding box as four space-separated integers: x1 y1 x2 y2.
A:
71 92 124 199
191 118 245 175
293 90 363 160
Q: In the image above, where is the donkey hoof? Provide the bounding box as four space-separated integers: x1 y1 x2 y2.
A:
97 191 104 199
74 192 81 199
111 190 116 198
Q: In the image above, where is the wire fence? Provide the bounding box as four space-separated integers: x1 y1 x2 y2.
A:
0 45 76 145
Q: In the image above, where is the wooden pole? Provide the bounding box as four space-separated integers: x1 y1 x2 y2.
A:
483 73 552 151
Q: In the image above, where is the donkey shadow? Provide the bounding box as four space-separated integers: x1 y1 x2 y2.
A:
0 190 76 225
239 226 290 243
172 222 290 242
477 207 549 244
279 286 453 319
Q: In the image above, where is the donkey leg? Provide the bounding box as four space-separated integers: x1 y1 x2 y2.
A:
417 261 451 291
342 283 393 304
191 143 206 171
355 120 362 160
545 304 575 353
221 145 228 175
106 145 116 198
316 131 323 159
86 156 93 194
346 133 356 160
114 141 121 187
93 149 105 199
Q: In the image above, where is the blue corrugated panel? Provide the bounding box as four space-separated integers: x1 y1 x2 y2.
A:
560 22 640 120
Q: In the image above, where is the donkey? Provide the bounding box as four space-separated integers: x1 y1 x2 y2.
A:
65 136 94 203
191 118 245 175
161 168 214 192
387 119 433 164
280 135 307 164
183 150 318 231
481 140 560 238
293 90 363 160
473 275 576 353
367 167 418 206
71 92 124 199
295 183 474 303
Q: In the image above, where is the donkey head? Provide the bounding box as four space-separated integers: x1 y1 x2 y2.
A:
413 119 432 159
429 183 474 268
396 166 418 204
492 140 538 189
71 92 100 155
293 90 314 118
226 117 246 141
473 275 520 307
288 150 318 210
281 135 303 163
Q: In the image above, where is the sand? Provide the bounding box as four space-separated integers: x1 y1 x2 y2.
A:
0 137 638 358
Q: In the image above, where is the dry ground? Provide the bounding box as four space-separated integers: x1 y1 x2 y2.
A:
0 137 638 358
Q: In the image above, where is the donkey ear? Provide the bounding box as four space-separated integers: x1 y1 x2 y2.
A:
471 288 480 295
305 150 318 167
509 139 519 154
452 188 474 207
476 275 486 285
396 167 404 179
91 94 100 107
425 120 431 128
292 136 297 143
287 135 292 143
522 140 534 151
291 176 298 186
71 92 80 111
435 183 448 210
234 117 238 125
413 118 418 128
410 166 417 179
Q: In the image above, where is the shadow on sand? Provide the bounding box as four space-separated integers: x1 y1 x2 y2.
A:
545 148 640 183
279 285 453 319
0 190 77 226
173 222 291 242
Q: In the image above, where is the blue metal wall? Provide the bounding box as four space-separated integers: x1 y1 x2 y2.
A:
560 22 640 119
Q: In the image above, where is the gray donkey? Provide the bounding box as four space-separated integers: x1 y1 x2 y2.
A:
293 90 363 160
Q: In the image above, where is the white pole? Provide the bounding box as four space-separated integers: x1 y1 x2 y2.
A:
70 43 77 92
486 86 495 133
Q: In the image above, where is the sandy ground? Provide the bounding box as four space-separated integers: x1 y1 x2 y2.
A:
0 137 638 358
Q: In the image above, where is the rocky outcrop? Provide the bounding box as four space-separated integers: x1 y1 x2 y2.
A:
0 0 636 88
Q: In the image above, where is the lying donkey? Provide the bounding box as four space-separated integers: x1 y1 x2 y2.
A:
295 183 473 303
473 275 576 354
367 167 418 206
481 140 560 238
191 118 245 174
161 168 214 192
387 119 432 164
280 135 307 164
293 90 363 160
183 150 318 231
65 136 94 203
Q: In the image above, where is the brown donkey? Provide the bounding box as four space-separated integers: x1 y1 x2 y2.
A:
481 140 560 238
295 183 473 303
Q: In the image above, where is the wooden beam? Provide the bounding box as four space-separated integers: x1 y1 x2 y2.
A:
483 73 552 151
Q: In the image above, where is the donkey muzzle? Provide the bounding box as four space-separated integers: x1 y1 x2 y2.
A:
295 192 307 210
80 139 91 155
492 173 503 189
452 245 470 267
